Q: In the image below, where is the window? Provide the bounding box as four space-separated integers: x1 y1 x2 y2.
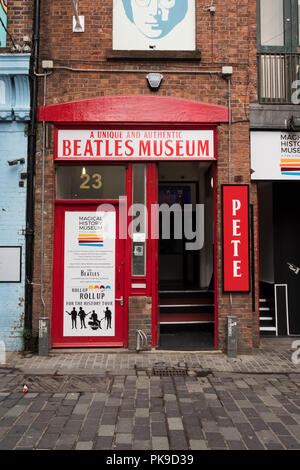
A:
131 164 147 276
258 0 300 102
258 0 298 52
56 166 126 200
260 0 284 47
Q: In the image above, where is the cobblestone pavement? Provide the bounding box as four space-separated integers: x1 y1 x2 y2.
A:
0 338 299 450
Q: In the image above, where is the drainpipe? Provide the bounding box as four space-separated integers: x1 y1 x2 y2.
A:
222 67 236 354
227 76 233 317
24 0 41 347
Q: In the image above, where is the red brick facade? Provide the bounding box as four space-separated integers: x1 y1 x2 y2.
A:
25 0 260 353
3 0 33 51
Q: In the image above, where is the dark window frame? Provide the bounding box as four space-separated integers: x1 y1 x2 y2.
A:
257 0 299 53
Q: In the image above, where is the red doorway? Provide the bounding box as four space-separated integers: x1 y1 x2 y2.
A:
39 95 228 350
52 203 126 347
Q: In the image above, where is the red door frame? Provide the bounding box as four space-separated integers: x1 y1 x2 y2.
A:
52 202 127 348
40 95 229 350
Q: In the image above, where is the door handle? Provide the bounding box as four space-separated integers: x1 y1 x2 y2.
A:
116 296 124 306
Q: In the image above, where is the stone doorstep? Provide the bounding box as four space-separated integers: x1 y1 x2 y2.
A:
49 348 224 355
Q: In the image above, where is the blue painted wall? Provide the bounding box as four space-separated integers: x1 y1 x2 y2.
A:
0 55 30 351
0 121 27 350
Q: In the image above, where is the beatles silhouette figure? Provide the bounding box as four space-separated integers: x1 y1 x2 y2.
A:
78 307 88 329
66 306 113 331
88 310 102 330
66 307 77 329
105 307 112 329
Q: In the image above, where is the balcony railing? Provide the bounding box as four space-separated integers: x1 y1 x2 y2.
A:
258 53 300 104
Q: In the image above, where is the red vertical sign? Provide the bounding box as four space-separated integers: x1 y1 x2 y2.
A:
222 185 250 292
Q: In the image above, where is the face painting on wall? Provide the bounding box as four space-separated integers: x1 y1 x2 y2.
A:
0 0 7 48
113 0 195 51
122 0 188 39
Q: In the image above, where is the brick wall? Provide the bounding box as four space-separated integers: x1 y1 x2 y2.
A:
31 0 260 353
128 297 152 351
1 0 33 52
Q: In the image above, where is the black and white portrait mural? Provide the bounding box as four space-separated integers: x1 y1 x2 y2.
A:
113 0 195 51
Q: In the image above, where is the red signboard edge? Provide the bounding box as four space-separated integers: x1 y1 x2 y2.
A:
221 184 251 293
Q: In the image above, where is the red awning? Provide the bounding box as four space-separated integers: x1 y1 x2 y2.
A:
38 95 229 125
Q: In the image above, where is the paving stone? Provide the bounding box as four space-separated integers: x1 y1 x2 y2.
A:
115 433 132 445
55 434 77 449
23 393 38 399
79 424 98 440
75 441 93 450
151 421 167 436
259 412 282 423
150 412 165 422
167 417 184 431
226 440 247 450
100 414 118 425
98 425 115 437
0 435 22 450
277 435 300 450
204 432 227 449
5 405 26 417
37 432 61 450
185 425 204 440
135 417 150 427
133 425 150 440
256 430 280 444
152 436 169 450
73 403 89 415
93 393 107 402
164 394 177 401
220 427 242 441
116 419 133 433
201 420 219 432
94 436 114 450
64 419 83 433
278 415 298 426
114 444 133 450
65 393 80 401
135 408 150 418
189 439 208 450
169 430 188 450
132 440 151 450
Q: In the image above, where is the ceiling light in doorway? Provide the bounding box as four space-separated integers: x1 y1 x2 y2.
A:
81 167 86 176
210 176 214 189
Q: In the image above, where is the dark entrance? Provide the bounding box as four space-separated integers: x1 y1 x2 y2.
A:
157 162 215 350
258 181 300 336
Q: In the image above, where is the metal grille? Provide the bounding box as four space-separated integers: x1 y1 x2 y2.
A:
152 368 187 377
151 362 188 377
258 53 300 104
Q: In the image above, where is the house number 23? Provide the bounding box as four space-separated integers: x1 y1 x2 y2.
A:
80 173 102 189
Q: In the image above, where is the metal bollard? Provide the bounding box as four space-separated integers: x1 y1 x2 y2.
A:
39 318 49 356
227 316 238 358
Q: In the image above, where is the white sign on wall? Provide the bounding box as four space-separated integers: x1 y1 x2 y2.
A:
63 212 116 337
113 0 195 51
251 131 300 180
0 247 21 283
57 129 215 161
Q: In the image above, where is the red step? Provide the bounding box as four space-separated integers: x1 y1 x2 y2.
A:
160 313 214 324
